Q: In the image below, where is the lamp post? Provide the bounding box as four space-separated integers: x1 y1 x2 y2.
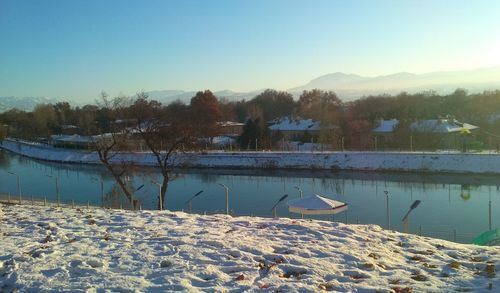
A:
402 200 421 233
185 190 204 213
151 180 163 211
489 186 492 231
270 194 288 218
45 174 59 207
218 183 229 215
385 190 390 230
91 177 104 208
294 186 303 198
294 186 303 219
133 184 144 210
7 171 21 204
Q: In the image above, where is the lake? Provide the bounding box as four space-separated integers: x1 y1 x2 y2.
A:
1 149 499 243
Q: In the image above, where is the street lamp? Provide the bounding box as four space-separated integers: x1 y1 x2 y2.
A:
402 200 421 233
7 171 21 203
294 186 303 198
384 190 390 230
133 184 144 210
91 177 104 208
185 190 204 213
218 183 229 215
294 186 303 219
489 186 492 231
46 174 59 207
151 180 163 211
270 194 288 218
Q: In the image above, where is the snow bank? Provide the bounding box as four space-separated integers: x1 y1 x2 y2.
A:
3 138 500 174
0 203 498 292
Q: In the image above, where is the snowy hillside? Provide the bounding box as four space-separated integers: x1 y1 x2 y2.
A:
0 203 498 292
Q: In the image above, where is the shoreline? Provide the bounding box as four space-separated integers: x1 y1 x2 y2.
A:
3 138 500 174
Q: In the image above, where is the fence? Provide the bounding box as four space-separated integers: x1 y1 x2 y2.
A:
0 192 481 244
6 135 500 154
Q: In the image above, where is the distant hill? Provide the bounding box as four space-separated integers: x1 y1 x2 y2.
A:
0 96 61 113
145 89 261 104
2 67 500 112
290 67 500 99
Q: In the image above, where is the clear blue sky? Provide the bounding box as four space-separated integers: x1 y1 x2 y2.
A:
1 0 500 101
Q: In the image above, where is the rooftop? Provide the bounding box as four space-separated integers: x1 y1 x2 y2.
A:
410 119 478 133
372 119 399 133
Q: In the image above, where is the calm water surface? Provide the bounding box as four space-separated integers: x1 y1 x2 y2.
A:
1 150 499 243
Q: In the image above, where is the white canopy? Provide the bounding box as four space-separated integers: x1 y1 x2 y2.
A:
287 194 348 215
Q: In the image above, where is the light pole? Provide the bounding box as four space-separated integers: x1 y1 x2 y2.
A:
489 186 492 231
294 186 303 198
385 190 390 230
270 194 288 218
133 184 144 210
46 174 59 207
7 171 21 204
218 183 229 215
402 200 421 233
91 177 104 208
294 186 303 219
151 180 163 211
185 190 204 213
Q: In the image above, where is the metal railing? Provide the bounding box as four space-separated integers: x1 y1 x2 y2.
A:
0 193 483 244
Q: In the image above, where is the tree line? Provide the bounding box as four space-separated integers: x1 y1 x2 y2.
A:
2 88 500 209
2 88 500 149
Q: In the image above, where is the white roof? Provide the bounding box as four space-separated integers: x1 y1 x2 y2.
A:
287 194 348 215
211 136 236 146
217 121 245 127
269 117 322 132
372 119 399 133
51 134 92 144
410 119 478 133
61 125 78 130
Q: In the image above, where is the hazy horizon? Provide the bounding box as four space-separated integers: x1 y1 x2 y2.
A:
1 0 500 101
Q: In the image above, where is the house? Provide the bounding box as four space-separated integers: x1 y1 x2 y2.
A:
61 125 80 135
268 117 337 141
410 119 478 133
372 119 399 135
409 119 479 150
268 117 320 140
217 121 244 137
50 134 93 149
372 119 400 149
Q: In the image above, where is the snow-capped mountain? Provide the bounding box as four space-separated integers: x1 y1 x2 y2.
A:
290 66 500 99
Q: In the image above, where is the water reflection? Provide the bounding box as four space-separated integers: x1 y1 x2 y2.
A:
0 150 499 243
0 150 10 168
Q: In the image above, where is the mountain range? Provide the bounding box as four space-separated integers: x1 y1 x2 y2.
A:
0 96 61 113
1 67 500 112
291 66 500 98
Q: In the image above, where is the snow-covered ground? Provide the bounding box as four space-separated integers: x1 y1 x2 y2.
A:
1 203 498 292
3 138 500 173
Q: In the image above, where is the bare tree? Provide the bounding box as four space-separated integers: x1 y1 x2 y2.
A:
92 92 139 209
130 92 195 210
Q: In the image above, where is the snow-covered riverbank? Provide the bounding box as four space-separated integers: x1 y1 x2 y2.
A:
3 138 500 174
0 203 498 292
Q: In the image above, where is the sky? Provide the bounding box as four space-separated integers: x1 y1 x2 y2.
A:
1 0 500 102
